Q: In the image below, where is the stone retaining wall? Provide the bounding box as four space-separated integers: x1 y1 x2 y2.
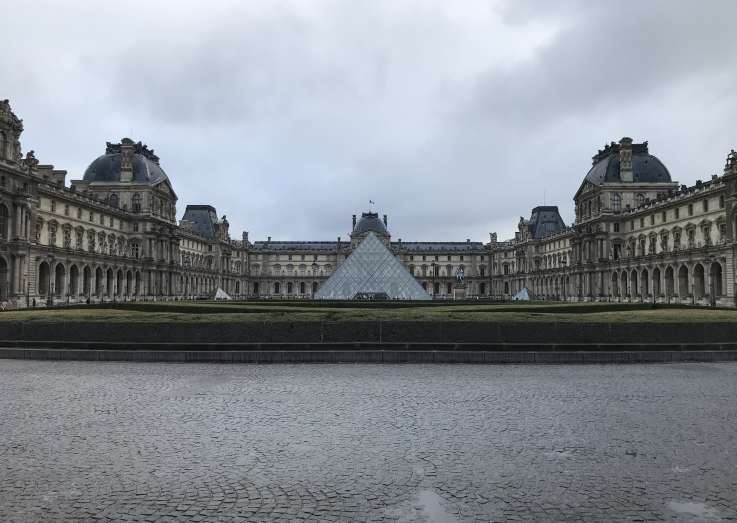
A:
2 347 737 364
0 321 735 344
1 320 734 364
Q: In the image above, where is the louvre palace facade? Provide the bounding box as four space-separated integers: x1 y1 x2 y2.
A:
1 98 737 307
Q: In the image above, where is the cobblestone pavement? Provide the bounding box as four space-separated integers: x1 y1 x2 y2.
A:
1 362 737 522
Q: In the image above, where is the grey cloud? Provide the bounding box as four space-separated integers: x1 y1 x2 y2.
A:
1 0 736 242
466 1 737 129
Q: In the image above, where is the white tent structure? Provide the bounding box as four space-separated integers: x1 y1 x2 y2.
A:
512 287 531 301
213 288 232 301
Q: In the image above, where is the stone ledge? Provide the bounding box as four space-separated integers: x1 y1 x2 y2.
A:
2 347 737 364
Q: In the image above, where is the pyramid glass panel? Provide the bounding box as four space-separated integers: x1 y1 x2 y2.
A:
315 232 431 300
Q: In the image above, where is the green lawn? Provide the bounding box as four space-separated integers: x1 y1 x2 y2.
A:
2 301 737 323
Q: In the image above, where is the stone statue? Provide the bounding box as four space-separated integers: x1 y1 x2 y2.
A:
455 266 464 284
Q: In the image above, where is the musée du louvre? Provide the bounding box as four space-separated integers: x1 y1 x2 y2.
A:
1 98 737 307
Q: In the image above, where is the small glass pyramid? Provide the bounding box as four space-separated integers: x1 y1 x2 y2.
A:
315 232 431 300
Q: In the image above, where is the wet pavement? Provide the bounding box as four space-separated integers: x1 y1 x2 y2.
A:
1 361 736 522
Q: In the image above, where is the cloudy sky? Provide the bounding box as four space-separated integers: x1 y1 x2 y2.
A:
2 0 736 242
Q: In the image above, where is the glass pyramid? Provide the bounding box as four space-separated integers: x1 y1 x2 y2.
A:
315 232 431 300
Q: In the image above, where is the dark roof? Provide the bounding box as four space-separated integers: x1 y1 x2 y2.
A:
585 141 671 185
528 206 565 239
352 212 388 236
181 205 219 239
249 240 485 252
393 242 485 252
83 140 169 184
251 241 340 251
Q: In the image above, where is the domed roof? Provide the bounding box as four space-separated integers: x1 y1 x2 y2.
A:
83 139 168 184
352 212 389 236
585 140 671 185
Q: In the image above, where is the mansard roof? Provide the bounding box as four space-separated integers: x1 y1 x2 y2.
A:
527 206 566 239
251 241 341 251
584 140 671 185
83 139 169 185
181 205 219 239
352 212 389 237
393 241 485 252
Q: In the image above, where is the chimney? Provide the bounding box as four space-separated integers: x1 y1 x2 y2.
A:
383 214 388 227
120 138 134 183
267 236 271 242
337 236 341 248
242 231 249 243
489 232 497 245
619 137 633 182
725 150 737 175
352 214 356 230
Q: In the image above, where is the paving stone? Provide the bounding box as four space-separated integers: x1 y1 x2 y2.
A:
1 361 736 521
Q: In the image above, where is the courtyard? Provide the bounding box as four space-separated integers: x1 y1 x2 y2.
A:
1 361 736 521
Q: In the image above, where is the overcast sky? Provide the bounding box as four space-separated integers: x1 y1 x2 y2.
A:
2 0 736 242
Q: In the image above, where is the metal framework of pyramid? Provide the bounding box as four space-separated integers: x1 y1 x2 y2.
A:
314 232 431 300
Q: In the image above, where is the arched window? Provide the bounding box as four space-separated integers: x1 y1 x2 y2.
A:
287 282 293 294
0 204 8 239
312 281 318 294
300 282 306 294
611 193 622 212
109 193 119 207
636 193 645 206
253 282 259 295
274 282 280 294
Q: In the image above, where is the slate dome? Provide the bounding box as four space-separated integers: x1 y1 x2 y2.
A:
83 139 168 184
352 212 389 236
585 140 671 185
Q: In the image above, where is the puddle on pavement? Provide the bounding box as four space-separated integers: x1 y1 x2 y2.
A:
414 489 458 523
667 501 720 520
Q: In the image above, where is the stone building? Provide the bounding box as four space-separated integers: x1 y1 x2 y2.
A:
0 100 486 305
2 99 737 306
491 138 737 307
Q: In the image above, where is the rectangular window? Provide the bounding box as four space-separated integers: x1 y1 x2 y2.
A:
688 204 693 216
64 204 69 216
650 215 654 225
133 222 139 232
99 214 104 225
675 207 680 219
77 207 82 219
89 212 94 222
662 211 666 223
640 217 644 227
703 200 709 212
51 200 56 212
630 221 634 231
613 223 620 232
